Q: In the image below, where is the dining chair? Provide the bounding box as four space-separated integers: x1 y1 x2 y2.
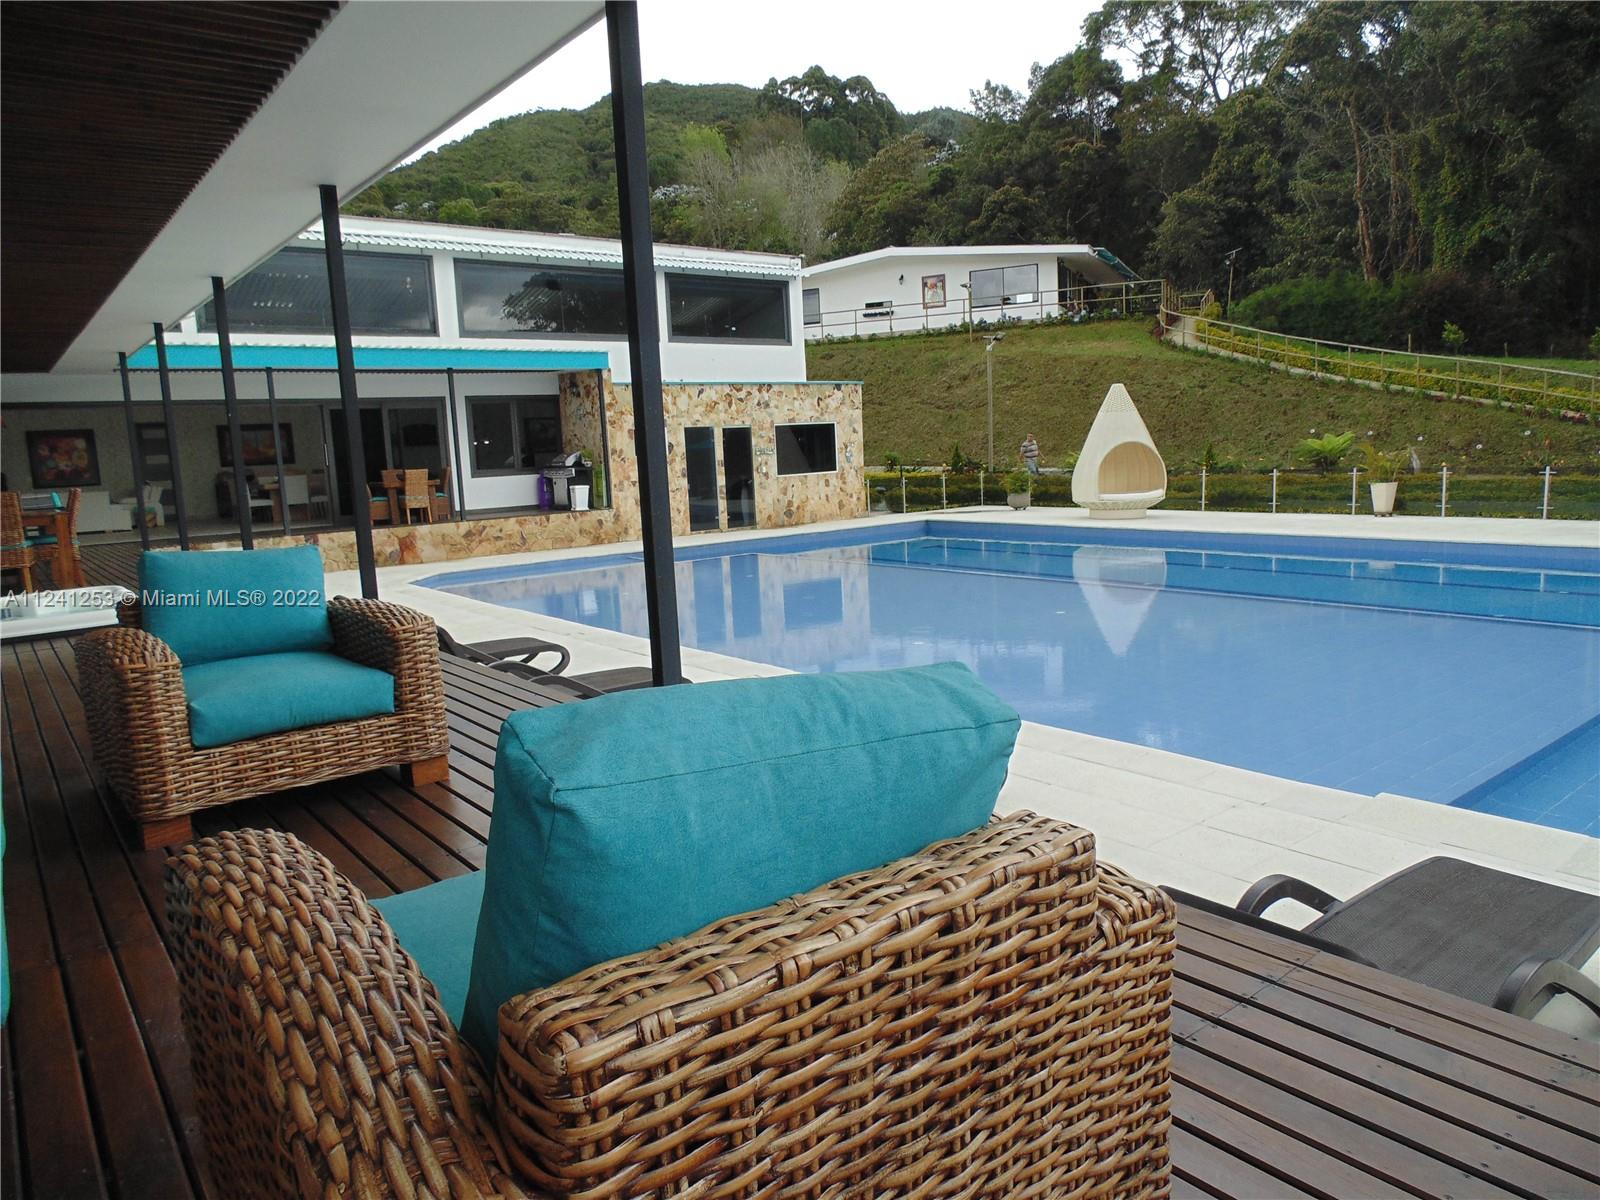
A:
430 465 454 522
400 469 431 524
1 492 38 592
33 487 83 589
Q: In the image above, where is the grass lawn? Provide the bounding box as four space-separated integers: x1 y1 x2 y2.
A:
808 319 1600 474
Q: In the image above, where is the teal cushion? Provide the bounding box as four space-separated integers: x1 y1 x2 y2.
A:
373 872 485 1027
460 662 1020 1062
140 545 331 666
182 650 395 749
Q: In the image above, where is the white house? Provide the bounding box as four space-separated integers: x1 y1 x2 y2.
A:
800 244 1139 339
3 218 864 542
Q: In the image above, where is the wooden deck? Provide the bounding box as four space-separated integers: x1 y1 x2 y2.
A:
2 626 1597 1199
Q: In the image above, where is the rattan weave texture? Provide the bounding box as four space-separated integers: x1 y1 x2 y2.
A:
496 812 1173 1199
164 813 1173 1200
77 595 449 830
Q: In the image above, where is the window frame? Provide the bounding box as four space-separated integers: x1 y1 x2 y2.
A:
464 394 564 478
665 273 792 345
774 420 839 477
802 287 821 327
198 245 438 336
967 263 1040 311
453 257 630 340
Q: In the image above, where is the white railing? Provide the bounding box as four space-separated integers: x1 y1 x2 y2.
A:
1164 309 1599 418
804 279 1200 341
863 465 1594 520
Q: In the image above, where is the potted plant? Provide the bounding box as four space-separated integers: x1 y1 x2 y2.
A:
1004 469 1032 510
1360 444 1405 516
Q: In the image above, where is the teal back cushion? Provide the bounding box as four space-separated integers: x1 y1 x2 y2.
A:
460 662 1020 1061
139 545 331 665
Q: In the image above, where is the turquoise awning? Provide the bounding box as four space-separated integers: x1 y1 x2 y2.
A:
125 343 611 372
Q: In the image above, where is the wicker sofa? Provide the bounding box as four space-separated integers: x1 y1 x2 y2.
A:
78 590 449 848
165 811 1176 1200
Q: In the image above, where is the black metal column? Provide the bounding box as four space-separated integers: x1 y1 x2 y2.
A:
265 368 291 535
117 352 152 550
607 0 682 686
319 184 378 599
211 277 254 548
445 368 467 518
152 324 190 549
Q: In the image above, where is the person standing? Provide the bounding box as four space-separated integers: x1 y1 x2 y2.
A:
1019 433 1041 475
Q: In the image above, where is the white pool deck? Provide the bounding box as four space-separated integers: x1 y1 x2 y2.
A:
330 507 1600 971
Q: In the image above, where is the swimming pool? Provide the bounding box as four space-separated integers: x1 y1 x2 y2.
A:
423 520 1600 835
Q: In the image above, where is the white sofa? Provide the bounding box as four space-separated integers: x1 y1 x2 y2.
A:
77 487 136 533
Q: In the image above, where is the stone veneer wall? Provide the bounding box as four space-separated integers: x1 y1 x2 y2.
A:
219 373 864 569
564 372 867 534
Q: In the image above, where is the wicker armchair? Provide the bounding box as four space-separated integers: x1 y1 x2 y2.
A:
79 596 449 848
165 812 1175 1200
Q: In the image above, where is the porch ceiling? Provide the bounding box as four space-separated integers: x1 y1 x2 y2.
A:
2 0 603 376
1 1 340 374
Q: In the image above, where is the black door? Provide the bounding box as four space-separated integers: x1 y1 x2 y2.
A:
685 426 719 532
722 427 755 528
328 407 387 518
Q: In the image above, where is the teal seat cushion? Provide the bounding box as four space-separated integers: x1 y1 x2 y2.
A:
460 662 1020 1061
140 545 331 666
181 650 395 749
373 872 485 1028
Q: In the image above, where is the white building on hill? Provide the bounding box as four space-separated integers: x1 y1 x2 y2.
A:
800 244 1140 339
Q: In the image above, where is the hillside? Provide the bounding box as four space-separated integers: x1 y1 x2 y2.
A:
346 82 766 236
347 79 971 243
806 321 1600 473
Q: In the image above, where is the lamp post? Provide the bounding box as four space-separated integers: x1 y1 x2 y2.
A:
1224 247 1242 315
983 333 1005 468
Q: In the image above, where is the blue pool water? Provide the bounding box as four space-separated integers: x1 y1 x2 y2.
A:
423 521 1600 835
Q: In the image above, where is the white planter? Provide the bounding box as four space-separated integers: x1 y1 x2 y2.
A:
569 485 591 512
1007 493 1031 510
1369 481 1398 516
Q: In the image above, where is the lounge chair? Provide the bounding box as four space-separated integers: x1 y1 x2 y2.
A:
437 624 656 698
163 665 1177 1199
1186 856 1600 1021
78 546 450 847
1071 383 1167 518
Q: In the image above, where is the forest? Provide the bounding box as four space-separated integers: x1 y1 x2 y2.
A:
349 1 1600 353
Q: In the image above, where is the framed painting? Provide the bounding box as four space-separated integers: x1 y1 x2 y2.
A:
26 428 100 487
217 422 295 467
921 273 947 308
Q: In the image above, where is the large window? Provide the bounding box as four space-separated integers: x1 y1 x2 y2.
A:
455 260 627 337
968 263 1039 309
667 274 789 342
198 246 435 334
466 396 562 475
802 287 821 327
775 422 837 475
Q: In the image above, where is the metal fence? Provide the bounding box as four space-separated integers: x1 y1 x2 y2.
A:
864 466 1597 520
1168 310 1600 419
804 279 1206 341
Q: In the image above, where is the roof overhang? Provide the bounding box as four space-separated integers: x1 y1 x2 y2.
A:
803 244 1139 284
298 221 803 279
4 0 603 376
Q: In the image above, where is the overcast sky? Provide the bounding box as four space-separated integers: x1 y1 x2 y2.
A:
410 0 1102 160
